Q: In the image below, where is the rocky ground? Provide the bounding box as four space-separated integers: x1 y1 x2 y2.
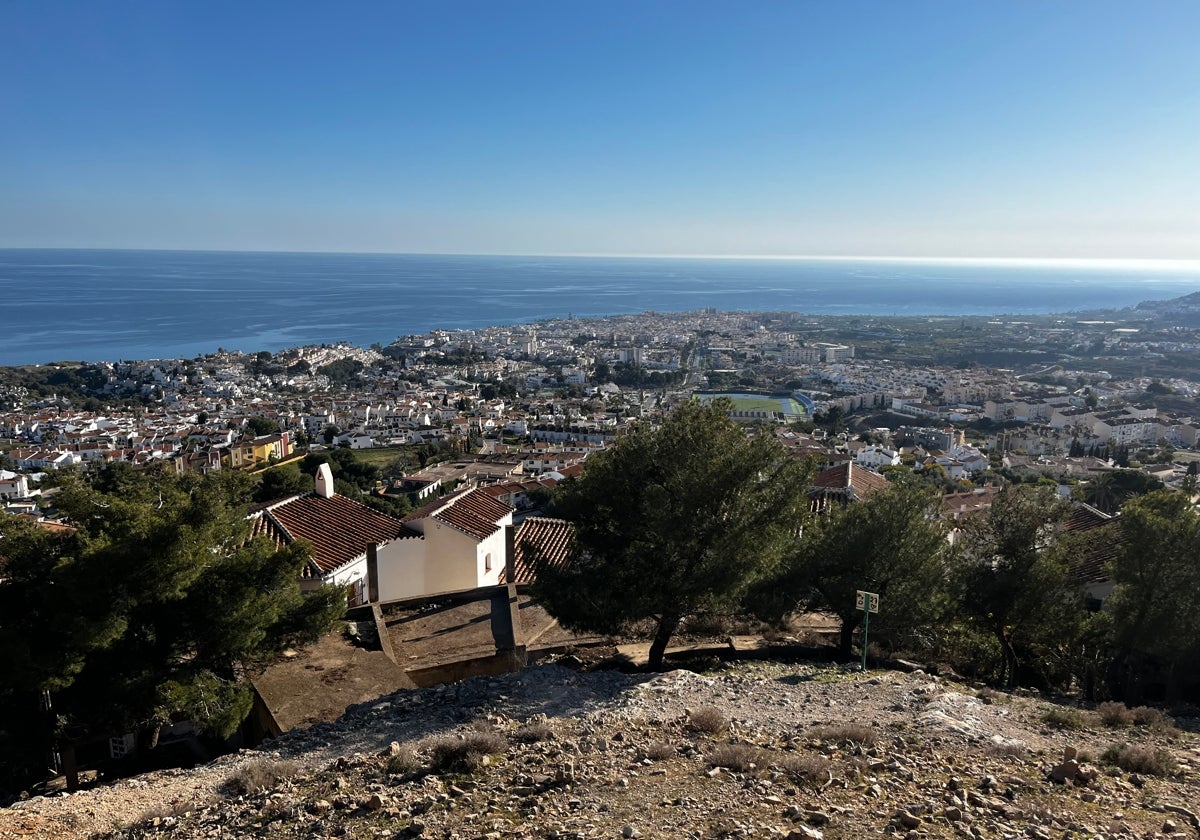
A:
2 659 1198 840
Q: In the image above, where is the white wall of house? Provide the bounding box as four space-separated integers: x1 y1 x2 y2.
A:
377 538 427 601
424 522 484 593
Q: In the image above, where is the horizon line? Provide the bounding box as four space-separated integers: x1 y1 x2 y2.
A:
3 245 1200 270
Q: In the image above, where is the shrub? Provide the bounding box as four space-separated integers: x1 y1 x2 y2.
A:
1041 708 1085 730
977 687 1007 704
1130 706 1177 733
984 741 1026 758
1097 701 1134 727
808 723 876 746
385 745 420 776
774 753 833 784
688 705 728 735
1100 742 1177 776
707 743 763 772
427 731 508 773
646 742 676 760
513 721 556 743
227 758 301 795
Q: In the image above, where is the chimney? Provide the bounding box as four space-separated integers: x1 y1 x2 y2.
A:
315 462 335 498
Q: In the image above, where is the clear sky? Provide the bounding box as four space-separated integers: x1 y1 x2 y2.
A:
3 1 1199 259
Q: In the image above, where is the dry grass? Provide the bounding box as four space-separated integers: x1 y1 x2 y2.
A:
984 741 1027 758
227 758 301 795
773 753 834 784
1131 706 1178 734
426 731 509 773
1041 707 1086 730
976 687 1007 704
707 743 763 772
513 720 556 743
688 705 728 735
1100 742 1177 776
645 742 676 760
1097 701 1134 727
808 723 876 746
384 745 421 776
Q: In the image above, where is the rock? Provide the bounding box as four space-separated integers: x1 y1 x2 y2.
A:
365 793 385 811
621 826 642 839
945 806 963 822
1050 760 1080 784
787 827 823 840
1162 818 1179 834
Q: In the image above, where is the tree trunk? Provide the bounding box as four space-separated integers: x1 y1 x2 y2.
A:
997 630 1018 689
838 617 859 660
647 615 680 671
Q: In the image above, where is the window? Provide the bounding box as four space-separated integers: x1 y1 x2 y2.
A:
484 552 492 572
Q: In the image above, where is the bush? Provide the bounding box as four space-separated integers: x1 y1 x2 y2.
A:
707 743 763 772
1041 708 1086 730
513 721 556 743
227 758 301 795
1130 706 1177 733
688 705 728 735
1100 743 1177 776
645 742 676 761
1097 701 1134 727
774 753 833 784
808 723 876 746
427 731 508 773
385 746 420 776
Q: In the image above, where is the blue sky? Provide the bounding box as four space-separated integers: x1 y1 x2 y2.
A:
3 2 1199 258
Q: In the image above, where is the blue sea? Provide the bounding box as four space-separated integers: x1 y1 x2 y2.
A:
2 249 1199 365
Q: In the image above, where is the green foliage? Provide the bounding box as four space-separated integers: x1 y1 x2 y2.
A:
254 463 314 502
762 482 951 657
1105 491 1200 699
244 415 281 436
317 357 365 387
532 399 812 669
0 465 343 784
1072 469 1164 514
952 486 1085 688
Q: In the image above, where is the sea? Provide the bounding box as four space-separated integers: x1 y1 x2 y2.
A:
2 249 1199 366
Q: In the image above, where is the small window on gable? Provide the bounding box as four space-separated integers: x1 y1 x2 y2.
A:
484 552 492 572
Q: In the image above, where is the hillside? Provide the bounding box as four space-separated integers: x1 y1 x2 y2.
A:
2 661 1198 840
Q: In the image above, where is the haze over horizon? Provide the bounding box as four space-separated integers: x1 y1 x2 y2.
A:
4 2 1199 260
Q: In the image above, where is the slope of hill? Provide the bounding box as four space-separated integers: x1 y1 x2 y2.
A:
2 661 1198 840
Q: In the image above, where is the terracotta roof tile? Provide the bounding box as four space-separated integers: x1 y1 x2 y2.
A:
253 493 420 578
505 517 575 584
432 489 513 541
808 462 889 502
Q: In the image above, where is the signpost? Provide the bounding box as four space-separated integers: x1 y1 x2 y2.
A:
855 589 880 671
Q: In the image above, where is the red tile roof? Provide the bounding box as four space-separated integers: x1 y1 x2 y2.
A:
401 487 512 542
808 462 889 502
504 516 575 584
1063 504 1121 585
251 493 420 579
432 489 512 541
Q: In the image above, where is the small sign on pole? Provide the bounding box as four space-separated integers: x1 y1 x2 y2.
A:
856 589 880 671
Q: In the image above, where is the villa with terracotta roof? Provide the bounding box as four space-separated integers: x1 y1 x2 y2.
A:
249 464 420 604
807 462 890 512
251 465 516 604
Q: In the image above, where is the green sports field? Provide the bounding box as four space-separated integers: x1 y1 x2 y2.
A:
699 392 808 419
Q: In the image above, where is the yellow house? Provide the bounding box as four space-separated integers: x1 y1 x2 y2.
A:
227 432 293 469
